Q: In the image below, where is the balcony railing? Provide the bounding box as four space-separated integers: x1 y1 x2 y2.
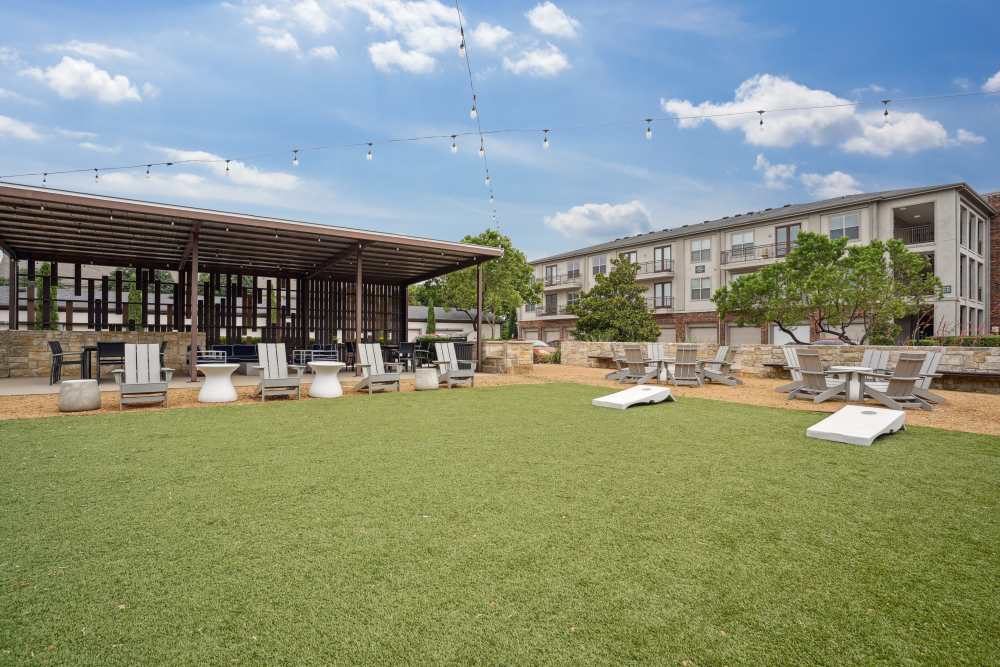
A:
645 296 673 310
635 259 675 276
894 224 934 245
720 242 794 265
534 305 576 317
543 272 582 288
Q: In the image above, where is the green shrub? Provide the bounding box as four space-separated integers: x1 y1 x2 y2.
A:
909 336 1000 347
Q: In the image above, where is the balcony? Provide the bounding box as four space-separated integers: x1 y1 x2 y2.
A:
531 305 576 318
543 272 583 290
720 242 793 265
894 224 934 245
646 296 673 311
635 259 675 279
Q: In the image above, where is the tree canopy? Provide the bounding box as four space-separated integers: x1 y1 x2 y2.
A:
568 256 660 342
408 229 540 338
712 232 942 344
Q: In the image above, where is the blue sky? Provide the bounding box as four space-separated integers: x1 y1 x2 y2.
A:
1 0 998 259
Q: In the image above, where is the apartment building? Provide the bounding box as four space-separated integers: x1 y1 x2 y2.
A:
519 183 995 345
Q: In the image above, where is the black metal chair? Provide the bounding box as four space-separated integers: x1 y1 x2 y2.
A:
397 341 416 372
96 341 125 383
47 341 85 385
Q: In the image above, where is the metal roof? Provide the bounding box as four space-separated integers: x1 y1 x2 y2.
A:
531 182 996 264
0 183 502 284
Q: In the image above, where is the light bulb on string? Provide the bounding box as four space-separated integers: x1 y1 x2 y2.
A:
94 168 99 183
225 159 231 174
484 173 491 186
757 110 765 130
450 135 458 154
881 99 891 125
145 164 151 178
42 172 47 184
292 149 299 167
366 143 374 161
478 141 485 158
470 94 478 119
542 129 549 150
645 118 653 140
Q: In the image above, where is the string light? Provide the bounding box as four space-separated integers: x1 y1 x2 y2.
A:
94 168 99 183
478 141 485 157
644 118 653 140
484 173 490 186
470 94 478 119
882 99 891 125
225 159 231 174
366 142 373 161
458 27 466 57
42 172 47 184
451 135 458 153
542 129 550 150
145 164 151 178
292 149 299 167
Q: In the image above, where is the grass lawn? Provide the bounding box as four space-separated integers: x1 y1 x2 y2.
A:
1 383 998 665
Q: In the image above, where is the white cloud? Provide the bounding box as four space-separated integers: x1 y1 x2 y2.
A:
78 141 120 153
309 45 339 60
753 154 796 189
21 57 142 103
154 146 300 191
664 73 972 156
955 128 985 145
0 114 42 141
800 171 861 199
44 40 136 60
57 128 98 140
349 0 458 54
545 201 652 240
292 0 332 33
141 82 160 99
0 87 40 105
526 2 579 38
0 46 25 68
368 40 435 74
471 22 512 51
502 44 569 77
250 4 283 22
983 69 1000 93
256 26 301 53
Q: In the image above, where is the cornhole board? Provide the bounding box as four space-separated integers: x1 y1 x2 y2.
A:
806 405 905 447
592 385 675 410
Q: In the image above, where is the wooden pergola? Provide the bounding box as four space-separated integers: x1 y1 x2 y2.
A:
0 183 502 379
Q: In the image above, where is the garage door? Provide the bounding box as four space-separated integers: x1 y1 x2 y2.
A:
728 326 761 345
658 327 676 343
771 324 811 345
544 329 561 343
687 325 718 343
522 328 538 341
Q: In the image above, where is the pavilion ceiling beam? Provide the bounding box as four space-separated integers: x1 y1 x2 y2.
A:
307 241 368 279
0 237 18 259
177 222 202 272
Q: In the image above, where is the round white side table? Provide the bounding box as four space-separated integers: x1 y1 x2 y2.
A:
829 365 873 401
196 363 239 403
415 367 439 391
308 361 346 398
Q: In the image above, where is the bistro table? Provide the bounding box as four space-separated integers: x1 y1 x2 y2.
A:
196 363 239 403
307 361 346 398
829 365 873 401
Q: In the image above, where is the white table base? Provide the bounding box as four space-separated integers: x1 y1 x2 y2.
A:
308 361 346 398
197 363 239 403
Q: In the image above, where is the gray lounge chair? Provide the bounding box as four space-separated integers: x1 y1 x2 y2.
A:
914 350 944 404
254 343 304 401
671 344 703 387
112 343 174 410
860 352 933 411
776 346 803 393
701 345 742 386
434 342 476 388
619 345 658 385
356 343 402 394
645 342 671 382
606 343 628 381
788 350 847 403
862 348 890 374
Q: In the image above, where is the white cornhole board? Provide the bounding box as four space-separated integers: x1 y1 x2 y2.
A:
592 385 675 410
806 405 905 447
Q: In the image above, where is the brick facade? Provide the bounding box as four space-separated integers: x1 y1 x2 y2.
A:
989 192 1000 331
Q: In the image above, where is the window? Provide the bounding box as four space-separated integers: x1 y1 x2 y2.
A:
978 219 985 254
524 301 535 312
619 251 637 265
960 306 967 336
969 215 977 253
566 259 580 279
591 255 606 276
653 246 672 272
544 264 558 286
829 212 860 240
978 262 984 301
690 277 712 301
544 293 558 314
690 239 711 263
959 257 966 298
566 291 580 307
776 223 800 256
653 282 672 308
730 230 754 258
960 208 968 247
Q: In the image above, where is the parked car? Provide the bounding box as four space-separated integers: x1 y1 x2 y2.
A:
527 339 557 362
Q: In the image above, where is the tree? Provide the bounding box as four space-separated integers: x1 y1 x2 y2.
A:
33 262 58 330
425 297 436 334
408 229 540 340
713 232 942 345
568 256 660 342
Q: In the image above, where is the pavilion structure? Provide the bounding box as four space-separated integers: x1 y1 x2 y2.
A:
0 183 502 380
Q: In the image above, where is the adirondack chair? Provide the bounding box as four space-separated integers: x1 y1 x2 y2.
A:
913 350 944 404
254 343 304 401
619 345 658 385
788 351 847 403
606 343 628 381
861 348 890 373
434 342 476 388
700 345 742 386
356 343 402 394
671 344 703 387
645 342 671 382
860 352 932 411
111 343 174 410
776 346 804 393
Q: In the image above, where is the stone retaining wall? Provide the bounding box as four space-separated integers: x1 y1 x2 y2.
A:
0 331 206 379
560 340 1000 392
480 340 534 375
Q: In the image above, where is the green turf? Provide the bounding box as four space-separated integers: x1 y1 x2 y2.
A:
1 383 998 665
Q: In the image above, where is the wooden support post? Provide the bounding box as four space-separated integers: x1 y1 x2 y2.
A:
7 255 17 330
74 263 81 296
65 299 74 331
26 279 35 328
188 226 199 382
154 279 162 330
115 270 123 314
87 278 94 329
41 275 51 329
27 259 34 283
355 246 363 346
476 261 483 363
101 276 109 330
